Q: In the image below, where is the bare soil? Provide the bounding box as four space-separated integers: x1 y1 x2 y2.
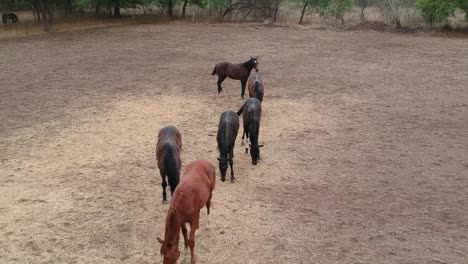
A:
1 23 467 264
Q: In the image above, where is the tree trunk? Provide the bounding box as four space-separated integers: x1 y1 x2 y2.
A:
360 7 365 22
394 16 401 28
168 0 173 17
64 0 72 16
273 6 279 22
95 3 101 16
114 0 121 17
299 2 308 24
182 0 188 17
34 0 52 32
209 0 211 16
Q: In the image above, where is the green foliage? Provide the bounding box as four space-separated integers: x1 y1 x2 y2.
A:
416 0 456 25
74 0 89 13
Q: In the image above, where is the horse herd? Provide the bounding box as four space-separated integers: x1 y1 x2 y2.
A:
2 12 18 25
156 57 264 263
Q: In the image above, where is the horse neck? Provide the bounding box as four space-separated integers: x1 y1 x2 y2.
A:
242 60 254 72
164 208 181 246
248 121 258 146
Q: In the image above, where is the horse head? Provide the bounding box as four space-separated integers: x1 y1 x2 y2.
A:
250 57 259 72
217 156 228 182
158 237 180 264
249 144 264 165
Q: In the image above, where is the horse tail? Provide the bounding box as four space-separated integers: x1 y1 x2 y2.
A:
237 104 245 116
212 66 217 76
163 144 180 193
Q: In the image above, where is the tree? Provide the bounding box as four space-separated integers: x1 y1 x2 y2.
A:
299 0 309 24
32 0 53 32
181 0 206 18
357 0 369 21
298 0 352 25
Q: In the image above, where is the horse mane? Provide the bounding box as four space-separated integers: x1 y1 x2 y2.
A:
163 191 186 246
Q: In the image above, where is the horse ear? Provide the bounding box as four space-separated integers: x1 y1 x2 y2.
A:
157 237 164 245
259 144 264 148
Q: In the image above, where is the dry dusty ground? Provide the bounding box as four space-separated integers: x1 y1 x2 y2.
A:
0 23 467 264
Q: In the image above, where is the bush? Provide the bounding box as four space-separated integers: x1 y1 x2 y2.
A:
416 0 456 25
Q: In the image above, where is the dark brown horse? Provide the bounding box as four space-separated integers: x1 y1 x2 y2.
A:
212 57 259 98
247 71 264 102
217 111 239 182
237 98 264 165
2 13 18 25
158 159 216 264
156 126 182 203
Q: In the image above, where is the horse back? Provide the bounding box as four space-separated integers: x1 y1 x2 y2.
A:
217 111 239 147
156 126 182 169
177 160 216 213
242 98 262 124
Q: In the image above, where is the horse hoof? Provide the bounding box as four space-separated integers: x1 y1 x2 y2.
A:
230 178 235 183
162 199 168 204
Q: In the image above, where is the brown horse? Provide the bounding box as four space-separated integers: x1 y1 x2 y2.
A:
156 126 182 203
217 111 239 182
247 71 264 102
158 159 216 264
237 98 264 165
212 57 259 98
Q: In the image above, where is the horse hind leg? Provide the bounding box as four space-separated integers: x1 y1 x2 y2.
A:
229 157 235 183
217 76 226 94
161 171 168 203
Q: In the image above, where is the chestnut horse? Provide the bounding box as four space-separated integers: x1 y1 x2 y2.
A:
156 126 182 203
247 71 264 102
158 159 216 264
211 57 259 98
237 98 264 165
217 111 239 182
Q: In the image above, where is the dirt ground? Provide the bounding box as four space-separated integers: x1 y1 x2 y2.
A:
0 23 467 264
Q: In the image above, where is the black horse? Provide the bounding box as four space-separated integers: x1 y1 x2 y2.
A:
212 57 259 98
2 13 19 25
237 98 264 165
217 111 239 183
156 126 183 203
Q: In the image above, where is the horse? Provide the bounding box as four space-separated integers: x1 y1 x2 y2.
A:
247 71 264 103
216 111 239 183
237 98 264 165
211 57 259 99
158 159 216 264
2 13 18 25
156 126 183 203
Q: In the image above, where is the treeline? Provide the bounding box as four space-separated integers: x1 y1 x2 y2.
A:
2 0 467 32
